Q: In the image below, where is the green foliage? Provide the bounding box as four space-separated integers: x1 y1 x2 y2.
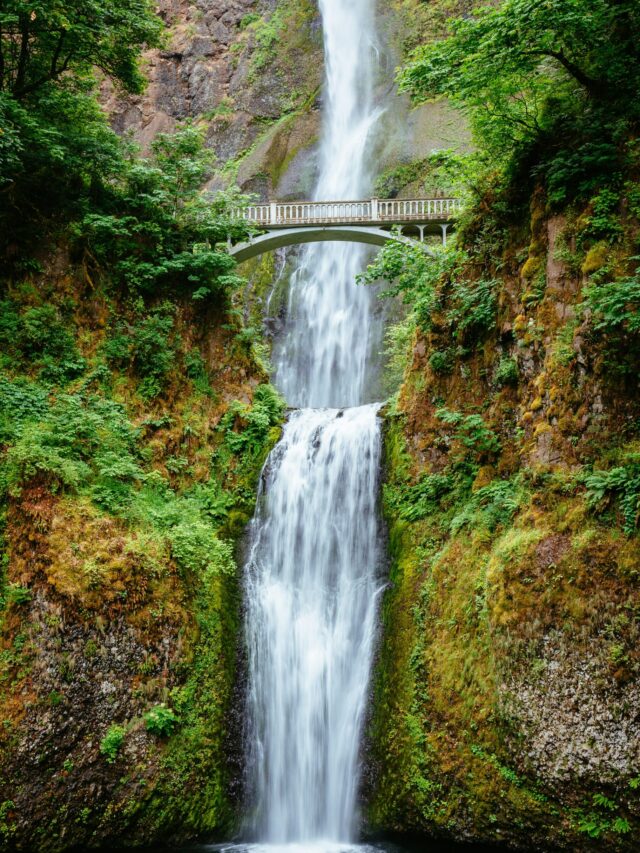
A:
583 260 640 336
584 459 640 534
385 408 504 535
1 380 140 496
445 277 498 343
581 187 624 242
450 478 522 534
361 240 496 351
81 124 251 300
144 704 179 738
0 302 85 381
436 408 501 459
391 472 454 523
494 357 519 387
239 13 260 30
428 349 454 375
399 0 640 205
382 316 416 393
170 525 234 578
0 1 163 101
104 303 177 399
374 160 429 198
360 241 465 330
100 724 126 763
575 793 631 838
217 384 285 455
4 584 30 607
0 0 162 256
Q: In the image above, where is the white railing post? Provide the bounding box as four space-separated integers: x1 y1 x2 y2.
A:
371 198 379 222
270 201 277 225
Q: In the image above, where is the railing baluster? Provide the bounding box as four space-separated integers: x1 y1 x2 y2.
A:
236 196 461 230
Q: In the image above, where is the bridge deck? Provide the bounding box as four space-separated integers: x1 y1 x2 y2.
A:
235 197 461 229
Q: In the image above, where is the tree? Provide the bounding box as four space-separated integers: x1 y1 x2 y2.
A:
399 0 640 182
0 0 163 99
0 0 163 261
80 123 253 300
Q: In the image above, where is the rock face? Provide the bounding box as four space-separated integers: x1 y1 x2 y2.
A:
102 0 471 202
102 0 325 200
0 261 277 851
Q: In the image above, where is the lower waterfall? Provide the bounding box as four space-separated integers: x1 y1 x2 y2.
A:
244 406 384 843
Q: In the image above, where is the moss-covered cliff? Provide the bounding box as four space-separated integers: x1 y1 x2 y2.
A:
367 184 640 850
0 231 286 849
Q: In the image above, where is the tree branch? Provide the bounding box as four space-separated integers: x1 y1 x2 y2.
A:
13 37 73 99
524 47 607 98
13 13 30 95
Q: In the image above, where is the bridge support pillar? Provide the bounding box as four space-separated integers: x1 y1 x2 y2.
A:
441 224 449 246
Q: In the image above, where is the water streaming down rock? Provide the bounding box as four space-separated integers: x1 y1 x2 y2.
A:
243 0 385 846
244 407 384 842
273 0 383 408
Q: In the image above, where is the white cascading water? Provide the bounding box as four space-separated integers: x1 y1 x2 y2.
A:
273 0 382 408
241 0 385 850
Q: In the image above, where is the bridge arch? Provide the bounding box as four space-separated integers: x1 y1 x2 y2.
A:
229 225 438 264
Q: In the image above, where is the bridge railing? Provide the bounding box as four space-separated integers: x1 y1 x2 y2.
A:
234 197 462 228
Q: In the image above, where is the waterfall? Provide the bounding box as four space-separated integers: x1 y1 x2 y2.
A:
273 0 382 408
242 0 385 848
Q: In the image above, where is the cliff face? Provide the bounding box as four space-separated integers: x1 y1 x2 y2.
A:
102 0 469 202
0 245 285 849
10 2 638 852
101 0 324 199
367 191 640 850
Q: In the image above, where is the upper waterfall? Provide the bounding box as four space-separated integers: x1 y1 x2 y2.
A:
273 0 383 408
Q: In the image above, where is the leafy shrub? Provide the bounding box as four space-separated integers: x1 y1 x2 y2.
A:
446 277 498 343
5 423 91 493
0 303 84 382
81 125 250 300
91 451 144 513
0 380 141 500
144 704 179 737
450 479 522 534
429 349 454 375
581 187 624 243
104 304 177 400
239 12 261 29
100 724 126 763
495 357 519 387
0 378 49 442
544 143 622 208
359 240 463 331
4 584 31 607
436 408 501 459
219 384 284 454
185 350 212 396
583 262 640 335
393 473 454 522
584 461 640 535
169 523 235 576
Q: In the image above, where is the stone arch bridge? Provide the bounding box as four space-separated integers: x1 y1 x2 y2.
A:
229 197 461 263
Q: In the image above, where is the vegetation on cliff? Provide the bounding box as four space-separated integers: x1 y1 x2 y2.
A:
1 0 639 850
366 1 640 850
0 3 285 850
